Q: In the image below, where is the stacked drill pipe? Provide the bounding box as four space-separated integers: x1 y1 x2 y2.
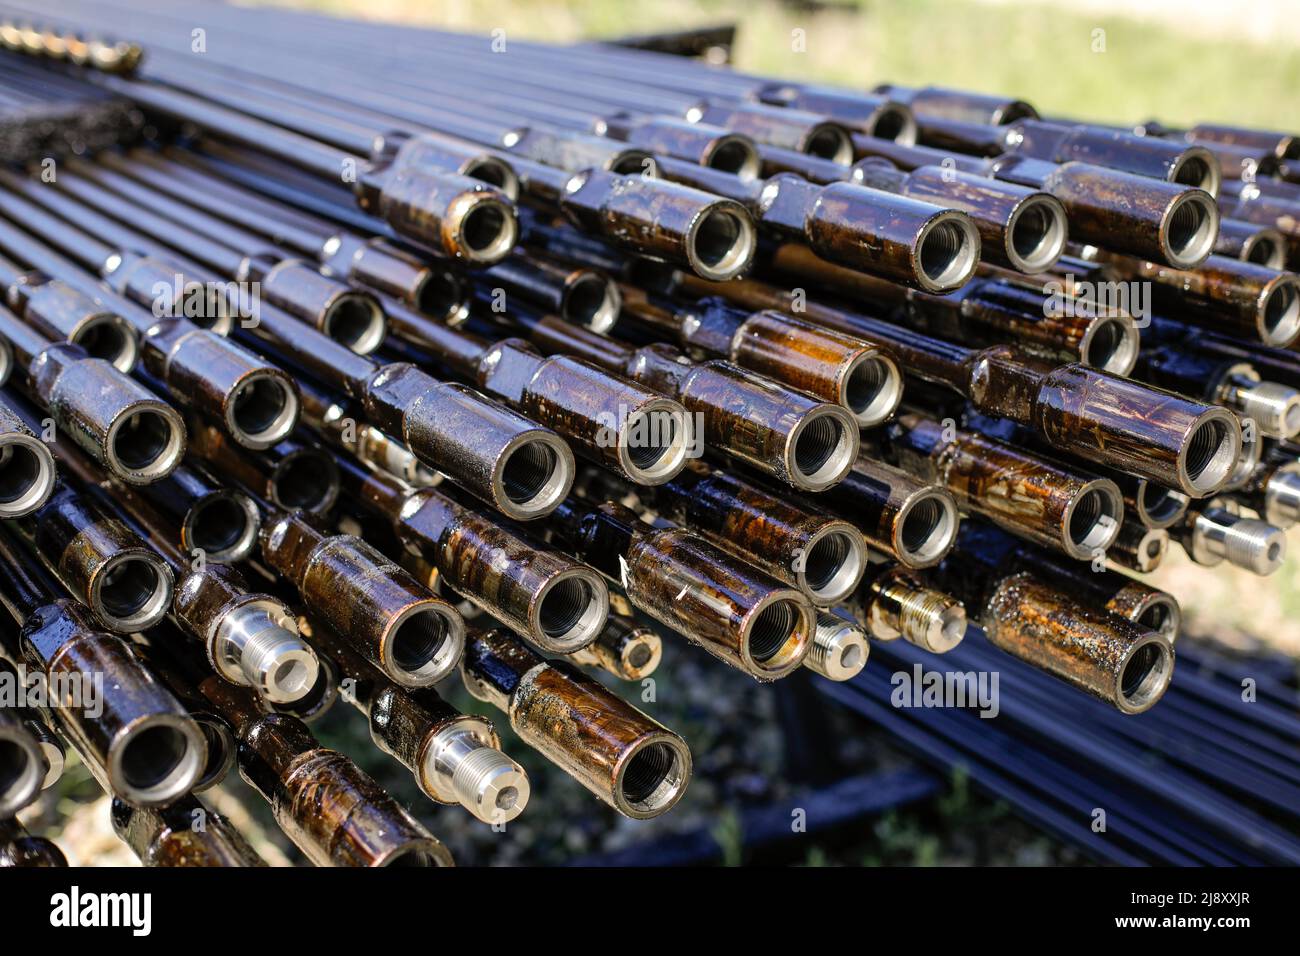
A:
0 521 206 807
0 44 138 160
619 264 1246 499
0 188 304 454
0 163 582 523
48 431 324 707
0 4 1293 868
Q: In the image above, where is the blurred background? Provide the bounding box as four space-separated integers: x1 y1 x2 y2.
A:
23 0 1300 866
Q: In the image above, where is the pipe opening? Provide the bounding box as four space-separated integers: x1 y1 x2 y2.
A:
188 494 257 561
1139 482 1188 526
869 105 915 144
465 158 514 195
267 651 317 702
747 600 800 664
74 316 135 371
1068 485 1122 553
231 374 298 447
792 411 854 487
619 741 686 813
278 656 338 722
417 270 466 321
610 152 650 176
898 493 957 565
0 439 51 515
323 295 385 354
110 408 181 479
537 574 605 650
627 642 655 670
1083 317 1138 374
1138 600 1178 641
194 720 233 790
1182 415 1237 494
1119 639 1172 712
563 274 619 331
99 557 168 627
690 206 754 280
1165 193 1217 266
708 137 760 178
1008 197 1067 272
274 453 337 512
1172 154 1216 193
1247 238 1282 267
804 124 851 163
1262 281 1300 346
459 199 515 262
384 846 446 867
918 215 978 289
500 439 568 513
117 722 197 802
844 353 902 425
622 405 688 482
390 606 453 677
802 528 864 603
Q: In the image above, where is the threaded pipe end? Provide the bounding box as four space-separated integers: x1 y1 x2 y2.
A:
449 745 530 824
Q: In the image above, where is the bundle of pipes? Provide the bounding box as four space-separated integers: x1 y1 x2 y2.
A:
0 2 1293 868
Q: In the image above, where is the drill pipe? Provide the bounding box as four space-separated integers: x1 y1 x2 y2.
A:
12 474 173 633
127 638 237 793
261 511 466 688
807 457 961 569
658 272 1241 497
615 289 902 427
375 300 694 486
565 610 664 681
873 413 1123 560
1214 219 1289 269
549 498 815 679
0 194 302 451
1233 456 1300 528
958 522 1182 642
871 84 1037 126
110 795 267 867
60 155 389 354
186 419 341 516
928 538 1174 714
845 562 968 653
0 390 54 518
641 463 868 605
180 655 454 866
0 526 205 805
846 140 1219 269
519 312 860 492
338 455 608 654
120 146 470 319
461 626 691 819
0 304 185 484
1170 496 1287 576
306 621 530 824
0 252 138 371
1088 251 1300 349
0 817 67 867
803 611 871 681
749 243 1140 374
1137 347 1300 441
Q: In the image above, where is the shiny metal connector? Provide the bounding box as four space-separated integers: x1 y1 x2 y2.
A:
804 612 870 681
863 568 967 653
1183 498 1287 575
424 720 530 825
